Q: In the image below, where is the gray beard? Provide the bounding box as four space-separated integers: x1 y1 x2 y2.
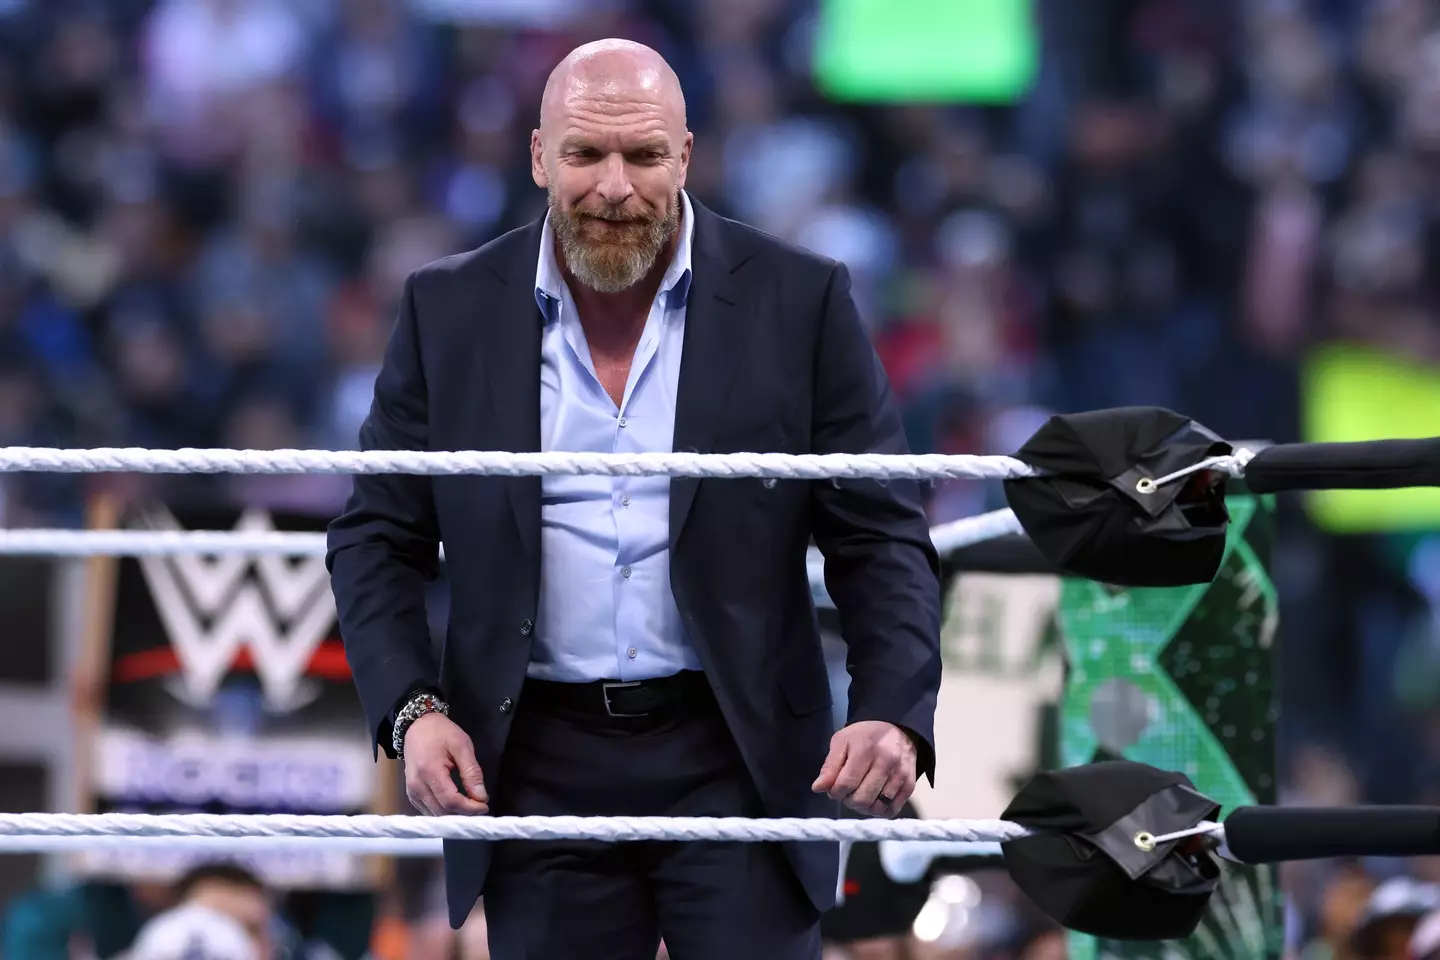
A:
562 235 657 293
548 188 681 293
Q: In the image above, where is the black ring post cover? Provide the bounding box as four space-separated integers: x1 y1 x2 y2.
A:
1003 407 1233 587
1001 761 1223 941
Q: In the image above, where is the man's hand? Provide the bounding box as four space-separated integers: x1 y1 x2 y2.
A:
811 720 917 817
403 712 489 816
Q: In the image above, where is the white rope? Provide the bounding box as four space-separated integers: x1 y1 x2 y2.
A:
0 528 330 557
877 821 1229 882
1 835 989 881
0 835 444 856
928 508 1024 554
0 812 1033 844
0 508 1027 559
0 447 1043 481
1149 822 1226 845
1150 454 1251 487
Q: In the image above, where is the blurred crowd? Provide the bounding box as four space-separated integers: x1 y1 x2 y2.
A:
0 0 1316 530
5 0 1440 955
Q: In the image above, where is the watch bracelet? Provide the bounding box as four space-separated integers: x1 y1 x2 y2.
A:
392 691 450 758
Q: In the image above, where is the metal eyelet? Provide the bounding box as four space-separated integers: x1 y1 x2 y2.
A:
1134 831 1156 852
1135 478 1157 495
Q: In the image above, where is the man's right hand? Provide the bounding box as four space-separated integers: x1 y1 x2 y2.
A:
403 712 489 815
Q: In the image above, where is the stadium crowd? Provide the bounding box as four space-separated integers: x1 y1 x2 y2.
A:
4 0 1440 956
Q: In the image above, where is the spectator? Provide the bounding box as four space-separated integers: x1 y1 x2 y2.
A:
126 902 262 960
1411 906 1440 960
127 862 273 960
1347 877 1440 960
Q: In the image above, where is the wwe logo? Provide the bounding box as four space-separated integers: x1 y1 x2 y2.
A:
135 508 337 713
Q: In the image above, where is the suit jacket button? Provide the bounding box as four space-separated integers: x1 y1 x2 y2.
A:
519 619 533 636
499 698 513 714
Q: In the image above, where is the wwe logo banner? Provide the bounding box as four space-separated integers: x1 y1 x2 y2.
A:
136 508 336 714
78 505 384 891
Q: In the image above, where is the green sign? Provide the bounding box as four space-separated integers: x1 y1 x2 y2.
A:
1302 343 1440 532
812 0 1039 104
1058 495 1282 960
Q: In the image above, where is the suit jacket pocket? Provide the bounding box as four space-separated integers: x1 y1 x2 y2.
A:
779 666 833 717
711 420 790 454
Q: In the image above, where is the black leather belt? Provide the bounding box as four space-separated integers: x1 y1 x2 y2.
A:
523 670 712 718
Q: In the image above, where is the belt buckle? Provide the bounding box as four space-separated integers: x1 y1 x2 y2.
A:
602 680 647 718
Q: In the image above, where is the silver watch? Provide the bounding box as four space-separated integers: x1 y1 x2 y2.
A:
392 691 450 759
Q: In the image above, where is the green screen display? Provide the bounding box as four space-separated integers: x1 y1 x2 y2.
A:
812 0 1038 103
815 496 1281 955
1059 495 1283 960
1302 343 1440 532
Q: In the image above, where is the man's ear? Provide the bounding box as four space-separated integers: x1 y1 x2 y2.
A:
676 131 694 189
531 130 548 188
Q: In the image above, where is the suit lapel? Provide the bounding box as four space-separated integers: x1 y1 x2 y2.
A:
477 223 545 569
670 201 748 549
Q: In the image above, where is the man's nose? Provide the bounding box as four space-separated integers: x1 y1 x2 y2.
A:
596 154 634 205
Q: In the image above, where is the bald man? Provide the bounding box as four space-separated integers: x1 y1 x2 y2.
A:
328 39 941 959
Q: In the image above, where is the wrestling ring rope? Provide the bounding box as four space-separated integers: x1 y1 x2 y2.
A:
4 406 1440 942
0 508 1025 558
0 445 1247 483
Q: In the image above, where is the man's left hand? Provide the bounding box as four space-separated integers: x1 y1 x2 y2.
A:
811 720 917 817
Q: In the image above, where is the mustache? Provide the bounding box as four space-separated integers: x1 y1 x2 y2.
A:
573 205 659 223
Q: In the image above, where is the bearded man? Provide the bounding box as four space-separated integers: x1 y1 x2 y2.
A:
327 39 941 960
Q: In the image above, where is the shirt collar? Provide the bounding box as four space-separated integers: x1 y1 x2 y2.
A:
535 189 695 320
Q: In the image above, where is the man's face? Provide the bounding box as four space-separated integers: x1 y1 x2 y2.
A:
532 70 692 294
189 880 273 957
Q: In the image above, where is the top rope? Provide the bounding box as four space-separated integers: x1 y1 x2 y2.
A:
0 447 1041 480
0 447 1254 481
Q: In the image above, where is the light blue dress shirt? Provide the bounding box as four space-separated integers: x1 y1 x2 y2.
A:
528 191 703 683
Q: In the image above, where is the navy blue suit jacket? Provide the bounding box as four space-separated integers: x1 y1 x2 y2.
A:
326 199 943 929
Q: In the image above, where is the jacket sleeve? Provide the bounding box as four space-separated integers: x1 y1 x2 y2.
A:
327 273 442 759
808 263 943 784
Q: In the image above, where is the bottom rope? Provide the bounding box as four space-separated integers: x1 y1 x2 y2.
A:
0 812 1033 844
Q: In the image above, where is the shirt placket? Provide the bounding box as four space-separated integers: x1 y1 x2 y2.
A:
611 302 665 674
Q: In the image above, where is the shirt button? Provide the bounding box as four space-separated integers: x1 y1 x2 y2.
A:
620 566 632 579
627 646 637 659
618 417 628 427
620 495 631 507
519 619 533 636
499 698 513 714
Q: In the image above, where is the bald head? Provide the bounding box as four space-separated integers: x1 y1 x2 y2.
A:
531 39 693 294
540 39 687 135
